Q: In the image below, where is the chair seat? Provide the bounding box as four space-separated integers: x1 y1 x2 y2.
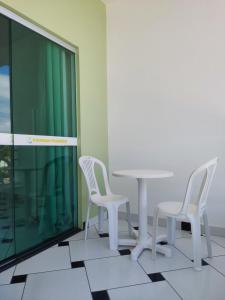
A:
158 201 198 217
91 194 128 207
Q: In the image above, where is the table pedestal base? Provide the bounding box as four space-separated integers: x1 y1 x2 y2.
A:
131 237 172 261
118 231 172 261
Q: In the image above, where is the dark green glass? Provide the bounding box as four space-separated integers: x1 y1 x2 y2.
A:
0 13 78 264
11 21 77 137
10 21 78 255
0 15 11 133
0 15 15 261
14 146 78 253
0 146 14 261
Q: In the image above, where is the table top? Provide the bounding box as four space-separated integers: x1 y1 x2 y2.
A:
113 169 174 179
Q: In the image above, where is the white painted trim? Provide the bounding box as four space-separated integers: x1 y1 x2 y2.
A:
0 6 76 53
13 134 77 146
0 133 12 145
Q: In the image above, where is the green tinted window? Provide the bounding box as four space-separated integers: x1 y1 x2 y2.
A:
11 21 76 137
0 15 14 261
14 146 78 254
0 15 11 133
0 13 78 265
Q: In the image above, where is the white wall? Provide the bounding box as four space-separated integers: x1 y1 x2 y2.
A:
106 0 225 228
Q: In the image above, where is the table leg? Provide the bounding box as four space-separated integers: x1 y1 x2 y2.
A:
138 178 148 242
131 178 171 260
131 178 148 260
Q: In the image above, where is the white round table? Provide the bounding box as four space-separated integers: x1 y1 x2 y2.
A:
113 169 174 260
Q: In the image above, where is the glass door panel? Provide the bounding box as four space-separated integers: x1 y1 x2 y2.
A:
14 146 78 254
11 20 77 137
0 146 14 261
11 20 78 255
0 15 11 134
0 12 77 265
0 14 15 261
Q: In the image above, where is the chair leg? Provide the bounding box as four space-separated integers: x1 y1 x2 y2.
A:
108 205 119 250
203 212 212 258
152 207 159 258
167 217 176 245
98 207 104 234
126 202 132 237
191 217 202 271
85 203 91 240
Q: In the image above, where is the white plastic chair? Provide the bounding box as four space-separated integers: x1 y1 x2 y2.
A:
79 156 132 250
152 158 218 271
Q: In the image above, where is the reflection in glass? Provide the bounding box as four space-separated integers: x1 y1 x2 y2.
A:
11 21 76 137
0 146 14 261
14 146 78 254
0 14 14 261
0 15 11 133
0 13 78 264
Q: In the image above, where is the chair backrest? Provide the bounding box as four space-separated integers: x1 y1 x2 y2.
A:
180 157 218 216
79 156 112 200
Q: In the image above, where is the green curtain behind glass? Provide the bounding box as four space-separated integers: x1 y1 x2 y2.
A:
38 42 76 236
11 20 78 254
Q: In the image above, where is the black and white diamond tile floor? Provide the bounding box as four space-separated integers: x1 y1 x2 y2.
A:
1 220 225 300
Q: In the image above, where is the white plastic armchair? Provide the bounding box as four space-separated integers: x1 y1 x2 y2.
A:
152 158 218 271
79 156 132 250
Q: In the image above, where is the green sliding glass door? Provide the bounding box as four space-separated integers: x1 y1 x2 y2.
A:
13 146 77 253
0 13 78 263
0 14 15 261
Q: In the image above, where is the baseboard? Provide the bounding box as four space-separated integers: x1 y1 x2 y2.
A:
118 211 181 229
118 212 225 238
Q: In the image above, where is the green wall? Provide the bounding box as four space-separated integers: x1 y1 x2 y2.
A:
0 0 108 226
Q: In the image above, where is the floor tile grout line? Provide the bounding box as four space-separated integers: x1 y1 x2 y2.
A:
67 231 131 243
14 242 121 270
210 239 225 249
7 254 131 279
161 266 194 274
8 258 223 285
0 282 19 287
82 253 121 262
67 240 73 265
94 280 156 294
83 261 94 297
106 280 163 292
175 235 225 251
162 261 225 300
207 254 225 258
4 236 223 268
69 236 111 244
205 261 225 279
66 236 100 242
12 266 73 278
12 264 17 278
20 279 27 300
136 259 151 278
66 224 193 242
164 278 184 300
174 243 225 262
4 227 225 298
174 245 194 261
105 274 185 297
136 253 193 276
0 264 196 287
7 243 213 282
